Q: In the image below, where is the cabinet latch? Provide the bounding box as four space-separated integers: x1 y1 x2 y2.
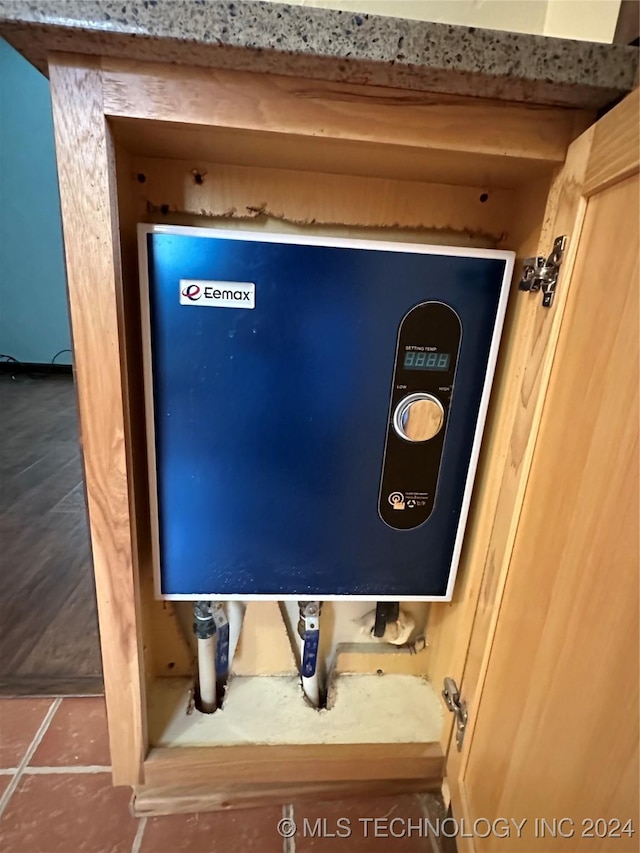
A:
443 677 468 751
518 235 567 308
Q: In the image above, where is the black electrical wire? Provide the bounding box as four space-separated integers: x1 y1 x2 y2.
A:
51 349 72 364
373 601 400 638
0 351 72 380
0 354 46 380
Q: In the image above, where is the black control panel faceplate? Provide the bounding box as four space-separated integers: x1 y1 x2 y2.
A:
378 302 462 530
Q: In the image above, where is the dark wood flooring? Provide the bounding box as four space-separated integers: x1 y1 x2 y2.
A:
0 374 103 695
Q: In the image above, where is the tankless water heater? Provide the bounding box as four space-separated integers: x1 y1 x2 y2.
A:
139 225 514 600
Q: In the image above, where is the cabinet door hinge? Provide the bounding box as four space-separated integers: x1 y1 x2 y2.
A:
518 235 567 308
443 677 468 751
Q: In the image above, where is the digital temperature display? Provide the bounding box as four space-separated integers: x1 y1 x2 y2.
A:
404 351 450 371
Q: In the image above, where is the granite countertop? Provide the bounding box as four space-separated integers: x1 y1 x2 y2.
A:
0 0 637 109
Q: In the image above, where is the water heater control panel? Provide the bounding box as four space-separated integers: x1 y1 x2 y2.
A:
379 302 461 530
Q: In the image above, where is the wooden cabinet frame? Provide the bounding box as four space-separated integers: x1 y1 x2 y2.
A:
448 90 639 851
46 49 637 816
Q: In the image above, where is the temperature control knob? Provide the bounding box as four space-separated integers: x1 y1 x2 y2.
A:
393 393 444 443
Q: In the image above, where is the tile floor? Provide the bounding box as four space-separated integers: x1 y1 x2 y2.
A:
0 697 443 852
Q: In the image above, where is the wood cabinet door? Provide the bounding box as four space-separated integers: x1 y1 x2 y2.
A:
449 91 639 852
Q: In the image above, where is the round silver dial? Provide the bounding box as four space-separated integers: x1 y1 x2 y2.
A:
393 393 445 443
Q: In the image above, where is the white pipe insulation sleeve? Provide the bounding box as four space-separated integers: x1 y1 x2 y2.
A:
299 635 320 708
226 600 245 674
197 635 217 713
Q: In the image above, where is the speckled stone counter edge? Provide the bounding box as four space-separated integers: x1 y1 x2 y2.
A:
0 0 637 108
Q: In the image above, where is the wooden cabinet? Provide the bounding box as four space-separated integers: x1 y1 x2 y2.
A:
448 97 639 852
46 50 638 843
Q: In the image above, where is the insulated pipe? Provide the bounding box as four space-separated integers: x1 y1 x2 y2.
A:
197 635 217 713
193 601 217 713
226 600 246 673
297 601 322 708
299 634 321 707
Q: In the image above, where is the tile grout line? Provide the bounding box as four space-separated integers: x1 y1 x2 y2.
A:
418 793 443 853
282 802 296 853
131 816 147 853
0 697 62 819
23 765 112 775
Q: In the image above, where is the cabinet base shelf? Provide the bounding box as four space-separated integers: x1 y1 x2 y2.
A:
135 746 445 816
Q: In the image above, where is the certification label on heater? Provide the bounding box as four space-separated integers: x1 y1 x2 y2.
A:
179 280 255 309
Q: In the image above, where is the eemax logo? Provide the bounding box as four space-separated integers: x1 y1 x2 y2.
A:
181 283 202 301
179 280 255 310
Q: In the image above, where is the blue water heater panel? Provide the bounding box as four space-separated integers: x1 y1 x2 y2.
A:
139 225 514 600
